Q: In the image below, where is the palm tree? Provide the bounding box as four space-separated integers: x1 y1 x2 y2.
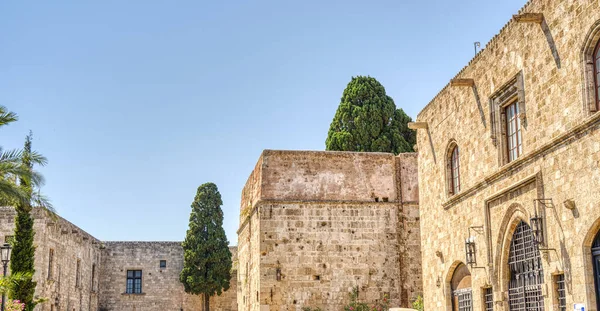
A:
0 106 51 209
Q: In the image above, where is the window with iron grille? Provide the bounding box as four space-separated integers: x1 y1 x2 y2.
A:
508 221 544 311
505 101 522 162
555 274 566 311
484 287 493 311
126 270 142 294
454 288 472 311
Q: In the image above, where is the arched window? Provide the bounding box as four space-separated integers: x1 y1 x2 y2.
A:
594 40 600 109
447 144 460 195
582 20 600 112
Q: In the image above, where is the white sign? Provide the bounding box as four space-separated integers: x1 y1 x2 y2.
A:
574 303 585 311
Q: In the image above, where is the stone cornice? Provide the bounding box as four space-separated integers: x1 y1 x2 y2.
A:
443 111 600 209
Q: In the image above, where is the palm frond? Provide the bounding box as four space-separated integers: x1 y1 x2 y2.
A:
0 106 18 128
0 149 23 163
0 179 27 205
29 170 46 188
28 151 47 167
31 191 54 212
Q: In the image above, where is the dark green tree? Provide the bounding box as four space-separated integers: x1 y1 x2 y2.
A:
9 132 41 311
180 183 232 311
326 76 416 154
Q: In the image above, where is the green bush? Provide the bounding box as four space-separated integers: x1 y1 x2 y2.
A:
412 295 424 311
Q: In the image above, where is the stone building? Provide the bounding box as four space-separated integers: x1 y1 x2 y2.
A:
99 242 238 311
0 207 102 311
0 207 238 311
237 150 422 311
411 0 600 310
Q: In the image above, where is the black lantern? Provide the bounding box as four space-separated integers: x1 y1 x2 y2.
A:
0 243 11 311
530 211 544 245
465 236 476 266
0 244 10 265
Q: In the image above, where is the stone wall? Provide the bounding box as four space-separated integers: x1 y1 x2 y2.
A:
0 207 102 311
238 150 422 311
99 242 237 311
414 0 600 310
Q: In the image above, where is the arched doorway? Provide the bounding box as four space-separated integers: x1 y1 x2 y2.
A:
592 230 600 310
450 263 472 311
507 221 544 310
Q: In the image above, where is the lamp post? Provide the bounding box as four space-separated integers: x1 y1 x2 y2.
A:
1 243 11 311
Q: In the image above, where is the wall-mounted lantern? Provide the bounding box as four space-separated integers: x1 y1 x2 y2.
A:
530 209 544 246
465 236 476 266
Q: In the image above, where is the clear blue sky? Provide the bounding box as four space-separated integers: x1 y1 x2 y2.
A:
0 0 526 244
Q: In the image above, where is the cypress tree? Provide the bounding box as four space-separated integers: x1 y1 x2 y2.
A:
9 132 37 311
326 76 416 155
180 183 232 311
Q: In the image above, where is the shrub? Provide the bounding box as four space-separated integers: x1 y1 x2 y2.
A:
412 295 424 311
343 287 371 311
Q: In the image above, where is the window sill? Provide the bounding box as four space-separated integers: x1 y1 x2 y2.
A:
121 293 146 296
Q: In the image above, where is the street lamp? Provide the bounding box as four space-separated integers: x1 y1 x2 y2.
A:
1 243 11 311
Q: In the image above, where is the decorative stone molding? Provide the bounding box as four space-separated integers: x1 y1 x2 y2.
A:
488 71 527 163
581 19 600 114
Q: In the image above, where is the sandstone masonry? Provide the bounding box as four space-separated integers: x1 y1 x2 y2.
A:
237 150 423 311
0 208 238 311
413 0 600 310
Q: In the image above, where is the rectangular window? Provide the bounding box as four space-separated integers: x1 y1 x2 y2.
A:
454 289 472 311
126 270 142 294
555 274 566 311
75 259 81 288
159 260 166 268
484 287 493 311
505 101 522 162
48 249 54 280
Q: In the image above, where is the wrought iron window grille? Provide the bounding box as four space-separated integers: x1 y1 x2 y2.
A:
508 221 545 311
483 287 494 311
555 274 566 311
453 288 473 311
